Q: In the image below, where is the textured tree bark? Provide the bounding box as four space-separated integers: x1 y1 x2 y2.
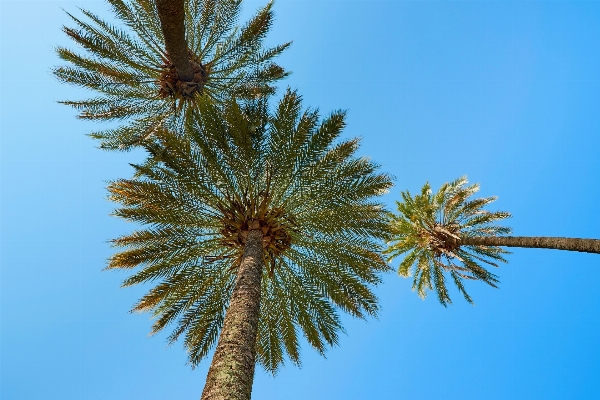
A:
155 0 194 81
462 236 600 254
201 229 264 400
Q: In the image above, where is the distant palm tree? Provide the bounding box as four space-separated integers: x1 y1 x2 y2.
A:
385 177 600 306
54 0 290 150
107 90 393 399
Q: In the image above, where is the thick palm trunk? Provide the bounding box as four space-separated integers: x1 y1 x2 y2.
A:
155 0 194 81
462 236 600 254
201 229 264 400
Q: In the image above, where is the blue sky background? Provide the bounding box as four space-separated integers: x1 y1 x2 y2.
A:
2 0 600 399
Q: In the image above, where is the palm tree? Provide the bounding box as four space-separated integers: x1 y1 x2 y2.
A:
385 176 600 306
107 90 393 399
54 0 290 150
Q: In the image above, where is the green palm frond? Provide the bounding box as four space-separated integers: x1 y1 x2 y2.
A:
54 0 290 150
107 89 393 372
384 177 512 306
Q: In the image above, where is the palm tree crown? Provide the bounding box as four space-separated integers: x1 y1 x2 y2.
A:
384 177 511 306
107 90 393 372
54 0 290 150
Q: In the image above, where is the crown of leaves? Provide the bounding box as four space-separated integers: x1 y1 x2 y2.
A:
54 0 290 150
385 177 511 306
107 90 393 371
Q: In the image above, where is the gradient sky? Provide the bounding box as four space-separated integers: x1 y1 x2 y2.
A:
2 0 600 399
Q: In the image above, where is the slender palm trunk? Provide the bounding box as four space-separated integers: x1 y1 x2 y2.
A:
201 229 264 400
155 0 194 81
462 236 600 254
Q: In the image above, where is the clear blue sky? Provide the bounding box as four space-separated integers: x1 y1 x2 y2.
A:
2 0 600 399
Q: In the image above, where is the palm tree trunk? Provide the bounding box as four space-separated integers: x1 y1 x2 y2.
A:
462 236 600 254
201 229 264 400
155 0 194 81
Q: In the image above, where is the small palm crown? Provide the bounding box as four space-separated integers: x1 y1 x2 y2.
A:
384 177 512 306
54 0 289 150
107 90 393 371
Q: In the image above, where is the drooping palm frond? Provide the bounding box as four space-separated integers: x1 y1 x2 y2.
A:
107 89 393 372
384 177 512 306
54 0 290 150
